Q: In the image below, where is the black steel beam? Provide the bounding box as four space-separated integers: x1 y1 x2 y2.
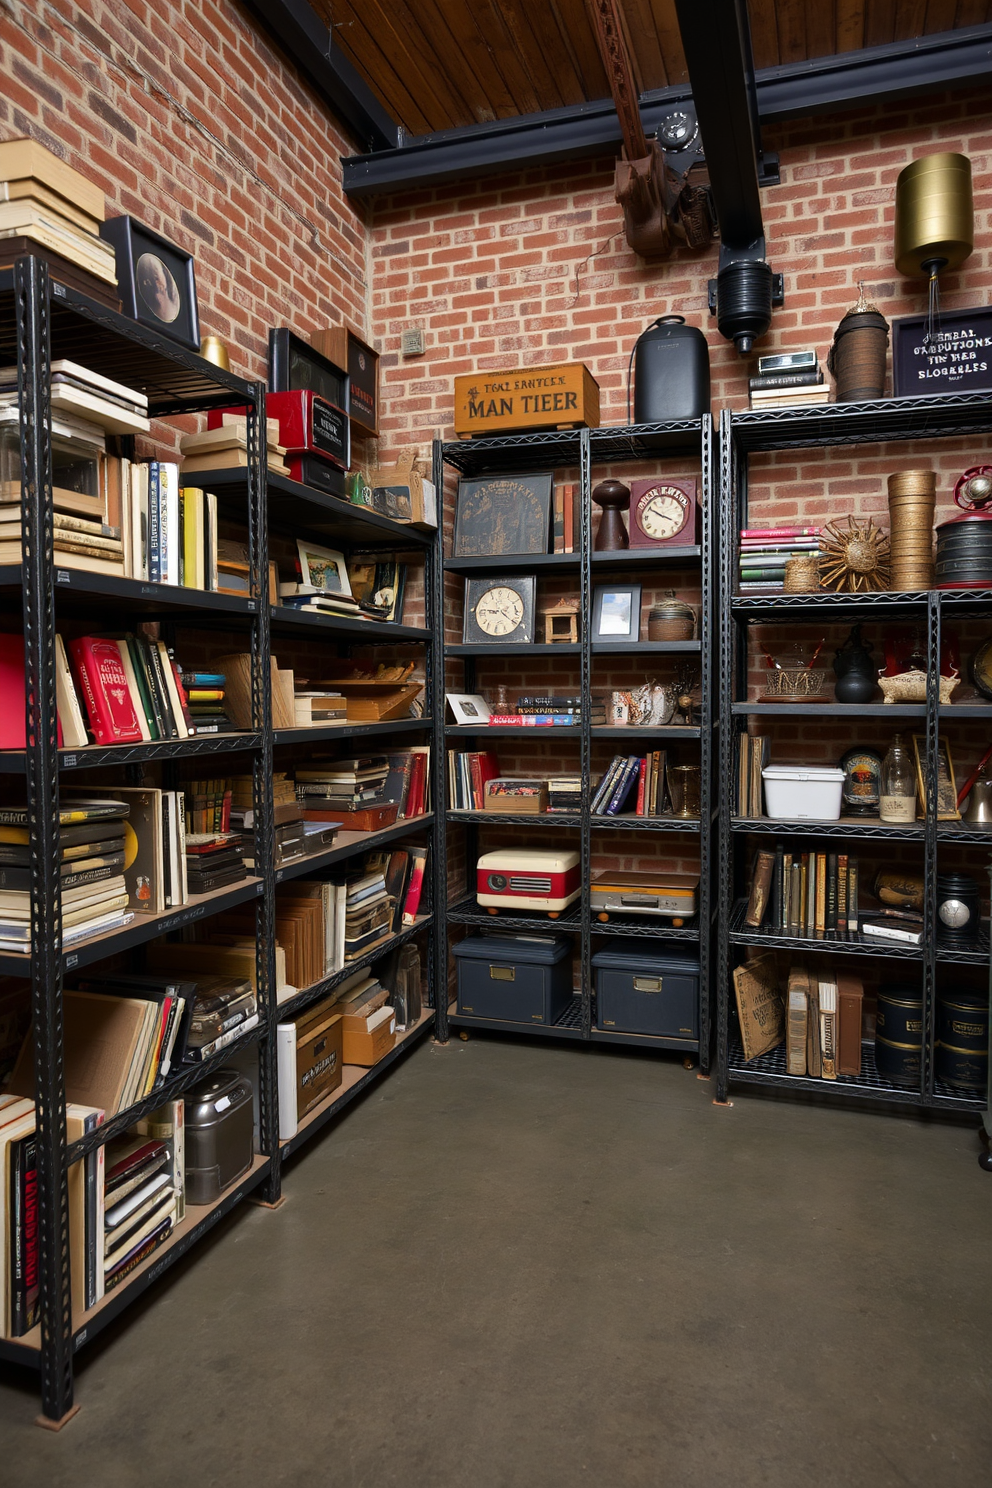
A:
341 25 992 196
241 0 399 153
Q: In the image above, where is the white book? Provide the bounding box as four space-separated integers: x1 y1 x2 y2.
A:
276 1023 298 1140
105 1195 176 1268
204 492 218 591
818 977 837 1081
175 790 189 904
162 463 180 587
334 881 347 972
156 641 189 740
130 464 149 581
54 633 90 747
112 640 151 742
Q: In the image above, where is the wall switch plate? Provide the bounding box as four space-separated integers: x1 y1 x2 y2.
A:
401 328 425 356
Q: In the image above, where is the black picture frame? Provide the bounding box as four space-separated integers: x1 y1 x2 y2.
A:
462 574 536 645
891 307 992 399
453 471 554 557
591 583 641 643
99 217 200 351
268 328 349 411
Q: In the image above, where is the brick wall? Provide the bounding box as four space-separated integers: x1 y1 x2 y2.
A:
0 0 371 395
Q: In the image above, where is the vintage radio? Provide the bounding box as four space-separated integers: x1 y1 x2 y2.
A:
589 870 698 925
476 848 581 917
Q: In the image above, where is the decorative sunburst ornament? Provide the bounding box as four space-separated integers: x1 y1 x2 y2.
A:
819 514 891 592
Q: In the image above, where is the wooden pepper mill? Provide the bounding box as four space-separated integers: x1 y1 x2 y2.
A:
592 478 630 551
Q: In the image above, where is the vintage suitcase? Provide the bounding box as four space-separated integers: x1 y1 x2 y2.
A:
592 939 699 1040
183 1068 254 1204
454 932 574 1024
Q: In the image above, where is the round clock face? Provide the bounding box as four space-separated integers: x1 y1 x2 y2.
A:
939 898 972 929
474 585 525 636
638 487 688 541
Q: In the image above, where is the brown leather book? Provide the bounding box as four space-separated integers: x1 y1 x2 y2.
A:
836 973 864 1076
786 967 808 1076
745 849 776 927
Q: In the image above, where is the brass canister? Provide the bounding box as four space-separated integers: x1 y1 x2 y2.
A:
894 153 974 277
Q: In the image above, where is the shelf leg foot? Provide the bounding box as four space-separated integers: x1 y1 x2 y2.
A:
35 1405 81 1432
696 1072 711 1081
431 1037 450 1047
248 1194 287 1210
458 1030 470 1041
712 1097 733 1108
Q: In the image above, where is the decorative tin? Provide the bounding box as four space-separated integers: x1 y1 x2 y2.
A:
937 992 989 1092
840 747 882 816
875 985 923 1088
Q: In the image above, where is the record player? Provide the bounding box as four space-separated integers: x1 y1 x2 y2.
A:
589 870 698 925
476 848 581 917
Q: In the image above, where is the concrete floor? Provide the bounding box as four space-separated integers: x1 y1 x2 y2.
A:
1 1035 990 1487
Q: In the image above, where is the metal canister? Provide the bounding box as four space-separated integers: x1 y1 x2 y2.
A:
875 984 923 1088
936 993 989 1090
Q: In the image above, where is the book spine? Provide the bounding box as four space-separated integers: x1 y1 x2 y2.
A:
745 849 775 928
635 758 646 816
799 853 809 934
825 852 838 932
770 844 784 928
552 486 564 553
787 985 807 1075
563 483 574 553
780 853 792 930
187 1012 260 1061
605 758 639 815
401 846 428 923
836 854 849 934
790 861 801 933
847 858 859 933
748 370 824 390
740 526 821 539
148 462 161 583
815 853 827 932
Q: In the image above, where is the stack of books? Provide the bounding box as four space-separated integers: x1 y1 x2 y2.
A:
591 753 672 817
180 416 288 476
65 632 195 744
67 786 189 914
336 868 396 961
546 775 583 813
552 482 579 552
294 688 347 727
786 969 864 1080
296 756 389 816
184 977 258 1060
102 1114 183 1294
748 350 830 410
447 749 500 810
185 834 247 896
181 672 234 735
744 845 860 937
278 582 363 620
490 694 583 727
736 733 771 815
0 799 133 950
0 358 149 436
738 525 821 591
184 779 233 835
228 772 307 868
0 136 118 303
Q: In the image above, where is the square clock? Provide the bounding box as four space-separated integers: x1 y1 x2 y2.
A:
462 575 536 644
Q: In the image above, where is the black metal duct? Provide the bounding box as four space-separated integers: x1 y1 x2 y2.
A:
673 0 783 353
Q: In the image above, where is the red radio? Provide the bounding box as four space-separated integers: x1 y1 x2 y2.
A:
476 848 581 917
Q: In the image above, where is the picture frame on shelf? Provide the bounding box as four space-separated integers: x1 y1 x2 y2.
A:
296 540 350 594
99 216 200 351
462 574 536 645
911 734 960 820
591 583 641 643
452 472 553 557
446 693 492 725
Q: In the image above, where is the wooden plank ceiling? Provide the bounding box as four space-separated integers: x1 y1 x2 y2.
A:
312 1 992 136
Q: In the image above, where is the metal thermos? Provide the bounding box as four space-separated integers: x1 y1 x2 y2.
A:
632 315 710 423
964 777 992 828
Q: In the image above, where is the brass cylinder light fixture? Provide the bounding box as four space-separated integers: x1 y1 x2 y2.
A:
894 152 974 343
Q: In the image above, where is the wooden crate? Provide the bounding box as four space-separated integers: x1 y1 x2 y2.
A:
453 363 600 438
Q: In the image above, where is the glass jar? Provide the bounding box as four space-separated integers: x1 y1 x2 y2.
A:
880 734 917 823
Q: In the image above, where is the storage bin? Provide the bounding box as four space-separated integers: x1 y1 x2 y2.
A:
453 933 574 1024
762 764 845 820
184 1068 254 1205
592 940 699 1040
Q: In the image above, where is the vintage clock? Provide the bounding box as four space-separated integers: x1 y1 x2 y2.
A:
628 477 699 547
463 575 536 645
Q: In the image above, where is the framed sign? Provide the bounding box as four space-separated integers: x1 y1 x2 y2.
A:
313 325 379 436
892 308 992 398
268 328 349 410
453 471 553 556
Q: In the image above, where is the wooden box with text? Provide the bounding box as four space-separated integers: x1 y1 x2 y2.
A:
453 363 600 438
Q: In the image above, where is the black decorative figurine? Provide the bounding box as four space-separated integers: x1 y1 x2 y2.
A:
833 624 877 704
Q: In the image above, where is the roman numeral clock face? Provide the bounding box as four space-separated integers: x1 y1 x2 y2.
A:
463 574 536 644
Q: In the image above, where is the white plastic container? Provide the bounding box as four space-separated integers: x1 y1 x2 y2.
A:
761 765 845 821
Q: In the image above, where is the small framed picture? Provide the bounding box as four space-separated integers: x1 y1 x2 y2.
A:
446 693 492 725
592 583 641 643
296 540 350 594
99 216 200 351
911 734 960 820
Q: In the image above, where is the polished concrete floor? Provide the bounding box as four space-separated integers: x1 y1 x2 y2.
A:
1 1034 990 1486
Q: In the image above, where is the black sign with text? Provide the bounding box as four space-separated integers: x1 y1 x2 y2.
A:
892 307 992 398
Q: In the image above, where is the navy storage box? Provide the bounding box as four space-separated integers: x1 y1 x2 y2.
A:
454 933 574 1025
592 940 699 1040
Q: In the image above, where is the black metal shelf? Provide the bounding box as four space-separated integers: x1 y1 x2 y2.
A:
448 642 580 657
592 639 700 655
732 701 926 718
0 731 260 774
728 899 923 960
0 564 260 618
591 546 701 567
590 1026 699 1052
193 466 435 548
726 1035 924 1107
273 717 429 747
441 430 583 477
447 996 586 1040
937 823 992 845
732 591 929 618
447 810 583 827
590 420 704 460
270 605 430 643
589 915 699 940
592 724 700 739
444 552 580 573
732 815 926 840
940 704 992 719
935 928 990 966
274 813 434 882
445 723 580 737
589 813 701 832
446 894 582 933
729 391 992 452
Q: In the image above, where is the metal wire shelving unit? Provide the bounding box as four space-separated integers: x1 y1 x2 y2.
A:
0 259 441 1422
717 395 992 1117
434 419 717 1067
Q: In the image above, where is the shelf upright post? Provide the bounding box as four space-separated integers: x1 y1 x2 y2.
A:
429 438 447 1037
16 257 75 1423
579 430 592 1038
698 414 715 1074
922 589 941 1105
715 410 738 1102
246 382 280 1201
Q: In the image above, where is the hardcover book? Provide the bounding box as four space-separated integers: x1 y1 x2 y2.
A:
69 637 143 744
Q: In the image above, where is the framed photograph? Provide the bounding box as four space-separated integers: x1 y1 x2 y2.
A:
911 734 960 820
99 217 200 351
446 693 492 725
892 307 992 398
296 540 350 595
453 472 553 557
592 583 641 643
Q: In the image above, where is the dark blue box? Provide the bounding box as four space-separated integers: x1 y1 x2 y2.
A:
453 933 574 1025
592 940 699 1040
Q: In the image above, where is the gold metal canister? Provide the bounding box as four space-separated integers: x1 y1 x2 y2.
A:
894 153 974 277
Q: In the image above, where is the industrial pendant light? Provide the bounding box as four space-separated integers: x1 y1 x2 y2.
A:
894 153 974 345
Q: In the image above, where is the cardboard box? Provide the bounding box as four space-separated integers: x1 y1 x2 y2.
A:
453 362 600 438
341 1011 396 1067
365 447 437 529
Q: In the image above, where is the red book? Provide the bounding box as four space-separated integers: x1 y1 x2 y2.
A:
0 632 63 748
468 753 484 810
740 526 820 539
69 637 143 744
479 751 500 797
635 758 646 816
405 751 426 818
562 482 577 553
401 845 428 924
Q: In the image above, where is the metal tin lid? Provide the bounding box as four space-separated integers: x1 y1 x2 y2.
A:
762 765 845 782
591 938 700 974
453 933 574 965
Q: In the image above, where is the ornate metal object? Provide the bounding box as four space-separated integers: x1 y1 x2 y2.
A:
818 514 892 592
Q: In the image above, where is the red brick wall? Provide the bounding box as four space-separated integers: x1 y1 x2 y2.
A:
0 0 371 391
